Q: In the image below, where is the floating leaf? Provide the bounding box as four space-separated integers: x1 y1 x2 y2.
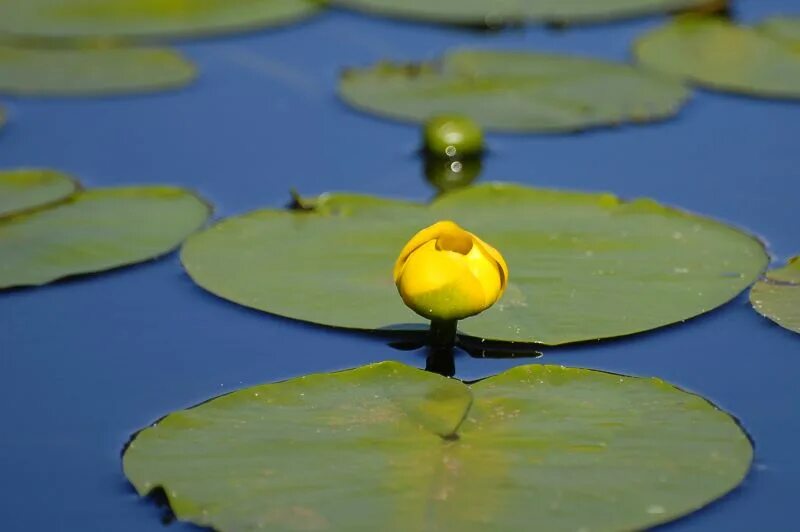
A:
0 186 210 289
330 0 718 26
0 45 196 97
757 16 800 46
124 361 752 532
339 49 689 133
0 104 5 130
634 16 800 99
0 168 80 217
181 183 767 345
750 256 800 335
0 0 321 41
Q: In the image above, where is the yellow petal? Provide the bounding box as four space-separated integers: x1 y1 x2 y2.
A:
472 235 508 295
465 243 502 307
393 220 509 321
397 240 486 320
393 220 469 282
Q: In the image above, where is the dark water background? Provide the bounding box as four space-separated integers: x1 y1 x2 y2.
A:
1 0 798 529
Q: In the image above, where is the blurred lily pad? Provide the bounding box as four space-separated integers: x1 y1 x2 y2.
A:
0 0 321 41
758 16 800 45
634 16 800 99
339 49 689 133
181 183 767 345
750 256 800 335
0 168 79 217
0 45 196 97
124 361 752 531
0 105 5 130
0 186 210 289
330 0 717 26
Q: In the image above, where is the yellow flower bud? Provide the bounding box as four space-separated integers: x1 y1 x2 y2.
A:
393 221 508 321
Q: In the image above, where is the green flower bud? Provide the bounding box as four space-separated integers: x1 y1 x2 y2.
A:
423 115 484 158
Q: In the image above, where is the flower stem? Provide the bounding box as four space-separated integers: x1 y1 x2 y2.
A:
429 319 458 350
426 319 458 377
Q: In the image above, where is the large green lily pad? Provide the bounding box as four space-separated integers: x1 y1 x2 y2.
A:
340 50 689 133
0 186 210 289
0 0 321 41
124 361 753 532
181 183 768 345
750 256 800 335
0 45 196 97
339 49 689 133
0 168 80 217
331 0 717 26
634 16 800 99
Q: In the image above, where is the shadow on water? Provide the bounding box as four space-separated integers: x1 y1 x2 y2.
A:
424 155 483 196
544 0 735 32
388 328 543 377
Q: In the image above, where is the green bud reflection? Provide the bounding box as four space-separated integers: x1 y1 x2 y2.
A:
424 157 482 194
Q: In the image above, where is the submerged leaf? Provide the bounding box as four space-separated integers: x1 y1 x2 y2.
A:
0 45 196 97
331 0 718 26
339 49 689 133
0 186 211 289
634 16 800 99
0 0 321 41
181 183 767 345
123 361 752 532
0 168 80 217
750 256 800 335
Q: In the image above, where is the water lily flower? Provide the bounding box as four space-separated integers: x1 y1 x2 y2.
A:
393 220 508 322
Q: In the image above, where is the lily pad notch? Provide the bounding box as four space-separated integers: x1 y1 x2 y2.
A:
750 256 800 335
124 361 753 532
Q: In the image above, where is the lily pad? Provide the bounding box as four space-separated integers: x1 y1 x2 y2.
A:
0 45 196 97
0 0 321 41
634 16 800 99
181 183 768 345
123 361 752 532
750 256 800 335
339 49 689 133
0 168 80 217
758 16 800 46
330 0 717 26
0 186 210 289
0 104 5 130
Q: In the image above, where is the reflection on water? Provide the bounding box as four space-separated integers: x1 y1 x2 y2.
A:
424 156 483 195
388 332 542 377
426 345 456 377
457 339 543 360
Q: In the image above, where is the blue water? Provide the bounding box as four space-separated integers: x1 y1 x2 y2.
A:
1 0 798 530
